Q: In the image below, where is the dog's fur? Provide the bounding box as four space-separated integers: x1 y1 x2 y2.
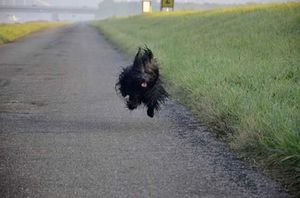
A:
116 47 168 117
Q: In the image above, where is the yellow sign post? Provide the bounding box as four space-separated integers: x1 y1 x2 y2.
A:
161 0 174 11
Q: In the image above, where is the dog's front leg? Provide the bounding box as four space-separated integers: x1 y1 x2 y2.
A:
146 100 159 118
127 95 141 110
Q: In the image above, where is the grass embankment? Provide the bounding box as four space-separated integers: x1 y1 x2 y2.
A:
92 3 300 194
0 22 65 44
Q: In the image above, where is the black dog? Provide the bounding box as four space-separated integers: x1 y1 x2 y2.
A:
116 47 168 117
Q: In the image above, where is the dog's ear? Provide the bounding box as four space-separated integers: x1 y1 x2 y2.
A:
143 47 153 61
143 47 159 75
133 47 143 69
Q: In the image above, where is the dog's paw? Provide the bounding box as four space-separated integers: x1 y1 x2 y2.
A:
147 108 154 118
127 101 138 110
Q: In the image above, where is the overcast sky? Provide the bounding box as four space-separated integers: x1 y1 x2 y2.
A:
47 0 298 6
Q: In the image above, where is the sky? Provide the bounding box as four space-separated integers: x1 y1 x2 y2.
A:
46 0 298 7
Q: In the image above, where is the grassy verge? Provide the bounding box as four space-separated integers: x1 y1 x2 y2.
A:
91 3 300 195
0 22 66 44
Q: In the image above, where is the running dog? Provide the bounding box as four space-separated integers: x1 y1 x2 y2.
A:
116 47 168 117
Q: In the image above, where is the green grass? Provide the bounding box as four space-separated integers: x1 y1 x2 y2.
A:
92 3 300 194
0 22 66 44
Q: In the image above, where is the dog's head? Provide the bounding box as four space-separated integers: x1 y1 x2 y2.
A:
132 47 159 89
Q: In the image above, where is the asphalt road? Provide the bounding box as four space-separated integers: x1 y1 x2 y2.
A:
0 23 289 198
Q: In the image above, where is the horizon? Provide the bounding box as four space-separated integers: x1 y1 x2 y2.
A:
1 0 298 7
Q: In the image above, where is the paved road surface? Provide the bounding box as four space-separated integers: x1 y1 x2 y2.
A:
0 23 288 198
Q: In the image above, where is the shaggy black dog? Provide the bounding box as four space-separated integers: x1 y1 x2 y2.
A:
116 47 168 117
